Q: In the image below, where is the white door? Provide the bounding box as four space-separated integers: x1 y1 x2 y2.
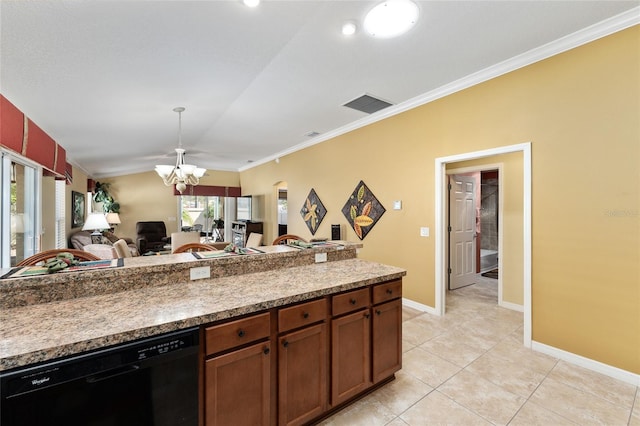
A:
449 175 476 290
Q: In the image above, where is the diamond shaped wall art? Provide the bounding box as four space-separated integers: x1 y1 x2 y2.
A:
300 188 327 235
341 180 386 240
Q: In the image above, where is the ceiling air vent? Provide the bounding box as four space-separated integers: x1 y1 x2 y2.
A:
305 131 321 138
343 94 393 114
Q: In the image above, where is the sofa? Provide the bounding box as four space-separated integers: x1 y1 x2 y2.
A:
70 230 138 257
136 221 169 253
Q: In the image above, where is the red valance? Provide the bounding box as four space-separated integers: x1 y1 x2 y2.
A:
173 185 242 197
0 94 67 180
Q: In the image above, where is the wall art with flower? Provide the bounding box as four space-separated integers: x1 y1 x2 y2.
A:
300 188 327 235
341 180 386 240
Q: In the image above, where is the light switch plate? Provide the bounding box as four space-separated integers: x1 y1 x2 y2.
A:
420 227 430 237
190 266 211 280
315 252 327 263
393 200 402 210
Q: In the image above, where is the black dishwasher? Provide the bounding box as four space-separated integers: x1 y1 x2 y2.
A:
0 327 199 426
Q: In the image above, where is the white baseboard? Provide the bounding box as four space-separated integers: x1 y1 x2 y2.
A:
402 298 439 315
499 300 524 312
532 341 640 387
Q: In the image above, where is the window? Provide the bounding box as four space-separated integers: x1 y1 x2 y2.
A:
179 195 223 237
1 151 41 267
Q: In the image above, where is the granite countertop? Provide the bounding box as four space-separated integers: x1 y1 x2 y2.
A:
0 257 405 371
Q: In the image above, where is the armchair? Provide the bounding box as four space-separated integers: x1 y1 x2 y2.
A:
136 221 169 253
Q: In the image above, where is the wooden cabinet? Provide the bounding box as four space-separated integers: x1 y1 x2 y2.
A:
203 313 272 426
278 323 328 426
201 279 402 426
205 342 271 426
331 309 371 405
331 288 371 405
372 281 402 383
278 298 328 426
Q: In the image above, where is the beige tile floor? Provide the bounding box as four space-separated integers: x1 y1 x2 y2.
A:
320 274 640 425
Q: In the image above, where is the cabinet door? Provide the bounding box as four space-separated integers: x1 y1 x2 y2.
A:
205 341 271 426
278 323 327 426
372 299 402 383
331 309 371 405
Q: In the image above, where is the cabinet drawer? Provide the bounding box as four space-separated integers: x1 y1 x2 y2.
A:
278 299 326 333
332 288 370 317
205 312 270 355
372 280 402 305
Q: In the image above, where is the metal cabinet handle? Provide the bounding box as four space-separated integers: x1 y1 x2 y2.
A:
263 347 270 355
386 289 393 295
376 310 382 316
303 312 309 319
350 298 357 305
237 329 245 337
282 340 289 348
364 312 370 319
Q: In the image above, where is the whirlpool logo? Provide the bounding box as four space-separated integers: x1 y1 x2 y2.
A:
31 376 50 386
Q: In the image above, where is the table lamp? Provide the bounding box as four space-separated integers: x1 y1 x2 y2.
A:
83 213 110 244
106 212 121 230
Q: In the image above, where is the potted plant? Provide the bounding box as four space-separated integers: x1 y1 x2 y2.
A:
93 181 120 213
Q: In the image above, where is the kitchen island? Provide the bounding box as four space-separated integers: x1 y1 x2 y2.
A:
0 243 406 425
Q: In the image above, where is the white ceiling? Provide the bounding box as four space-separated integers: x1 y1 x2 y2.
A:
1 1 638 178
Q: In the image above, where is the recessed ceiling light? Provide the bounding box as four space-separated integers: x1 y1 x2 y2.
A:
243 0 260 8
342 21 357 36
364 0 419 38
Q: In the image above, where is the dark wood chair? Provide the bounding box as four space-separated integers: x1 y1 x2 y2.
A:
17 249 100 266
272 234 307 245
173 243 219 254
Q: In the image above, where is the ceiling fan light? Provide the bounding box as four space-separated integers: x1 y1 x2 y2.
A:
179 164 197 175
364 0 419 38
155 165 174 178
155 107 206 191
176 182 187 194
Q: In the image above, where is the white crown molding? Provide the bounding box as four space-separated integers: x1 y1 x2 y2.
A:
240 6 640 172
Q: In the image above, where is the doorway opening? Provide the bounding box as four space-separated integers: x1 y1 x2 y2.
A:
447 168 501 293
274 181 288 239
435 142 531 347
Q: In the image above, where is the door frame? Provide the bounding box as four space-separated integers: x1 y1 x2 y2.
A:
435 142 531 347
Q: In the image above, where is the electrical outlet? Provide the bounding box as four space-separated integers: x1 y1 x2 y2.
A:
315 252 327 263
420 227 430 237
190 266 210 280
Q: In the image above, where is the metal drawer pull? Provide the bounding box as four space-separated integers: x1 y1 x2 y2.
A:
263 347 270 355
303 312 309 319
376 310 382 315
386 289 393 295
350 298 357 305
237 329 245 337
282 340 289 348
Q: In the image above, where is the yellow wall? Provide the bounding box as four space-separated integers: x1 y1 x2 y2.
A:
103 170 240 240
240 27 639 373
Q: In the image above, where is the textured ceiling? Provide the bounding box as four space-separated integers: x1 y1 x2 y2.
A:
1 1 638 177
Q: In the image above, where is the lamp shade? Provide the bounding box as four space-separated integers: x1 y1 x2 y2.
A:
106 212 121 225
82 213 110 232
